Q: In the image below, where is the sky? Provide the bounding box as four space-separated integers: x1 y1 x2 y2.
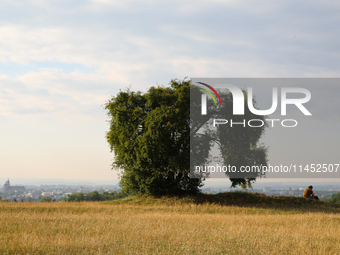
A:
0 0 340 181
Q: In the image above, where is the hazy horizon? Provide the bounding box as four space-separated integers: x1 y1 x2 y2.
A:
2 177 340 189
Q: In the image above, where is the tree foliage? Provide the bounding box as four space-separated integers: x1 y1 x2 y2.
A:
105 79 268 195
324 192 340 203
105 79 204 196
40 197 52 202
191 87 268 188
62 191 129 202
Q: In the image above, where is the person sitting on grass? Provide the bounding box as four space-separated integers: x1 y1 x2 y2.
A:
303 185 319 200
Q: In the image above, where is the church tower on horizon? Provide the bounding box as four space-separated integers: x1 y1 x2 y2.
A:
3 179 25 193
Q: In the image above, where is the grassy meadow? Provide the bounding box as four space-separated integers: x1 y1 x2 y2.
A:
1 193 340 254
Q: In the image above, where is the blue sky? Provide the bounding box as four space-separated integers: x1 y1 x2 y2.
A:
0 0 339 180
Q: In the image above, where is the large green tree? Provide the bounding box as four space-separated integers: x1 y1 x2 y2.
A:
105 79 268 195
105 79 202 195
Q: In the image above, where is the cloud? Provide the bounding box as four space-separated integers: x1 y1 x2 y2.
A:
0 69 112 119
1 0 340 119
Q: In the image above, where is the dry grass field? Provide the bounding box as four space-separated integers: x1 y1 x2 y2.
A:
1 193 340 254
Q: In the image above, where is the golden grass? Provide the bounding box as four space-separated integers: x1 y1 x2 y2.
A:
1 201 340 254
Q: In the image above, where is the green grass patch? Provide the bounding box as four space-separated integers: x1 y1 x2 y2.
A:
104 192 340 213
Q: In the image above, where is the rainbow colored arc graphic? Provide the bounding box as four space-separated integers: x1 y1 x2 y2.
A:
196 82 223 106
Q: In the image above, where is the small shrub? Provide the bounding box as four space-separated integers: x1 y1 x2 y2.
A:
40 197 52 202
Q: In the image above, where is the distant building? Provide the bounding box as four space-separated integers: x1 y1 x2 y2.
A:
3 179 25 193
263 187 271 192
280 191 289 196
288 187 294 195
263 187 272 195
